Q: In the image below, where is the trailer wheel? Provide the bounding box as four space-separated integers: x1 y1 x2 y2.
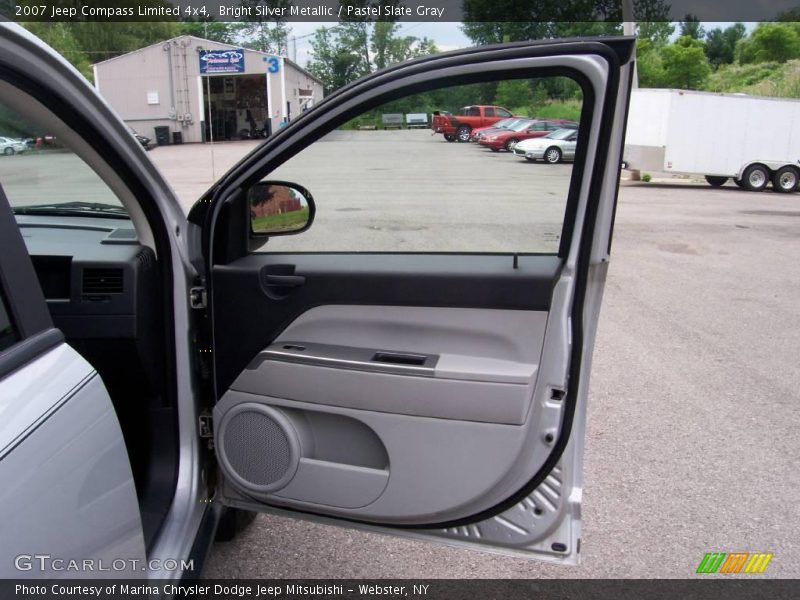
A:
772 166 799 193
456 125 471 143
444 134 456 142
705 175 728 187
741 164 769 192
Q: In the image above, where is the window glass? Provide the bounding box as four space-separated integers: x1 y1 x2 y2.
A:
550 129 577 141
509 120 533 132
0 106 126 217
258 76 583 254
485 107 495 117
496 108 512 117
0 287 18 352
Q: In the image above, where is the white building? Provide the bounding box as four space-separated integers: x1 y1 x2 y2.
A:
93 35 324 144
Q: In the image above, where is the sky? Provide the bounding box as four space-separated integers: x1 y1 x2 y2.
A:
283 22 756 68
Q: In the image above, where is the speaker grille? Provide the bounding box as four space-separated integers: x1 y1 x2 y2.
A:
223 411 293 486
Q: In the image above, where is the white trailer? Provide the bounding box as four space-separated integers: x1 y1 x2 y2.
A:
624 88 800 193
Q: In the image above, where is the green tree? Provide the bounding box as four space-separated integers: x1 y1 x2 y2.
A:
20 20 181 80
494 80 533 110
637 21 675 45
661 36 712 89
337 1 407 75
371 21 399 71
307 27 364 93
704 23 746 68
679 15 706 40
21 23 93 79
745 23 800 63
636 38 667 87
460 0 669 46
307 19 438 94
238 0 292 54
337 21 373 77
67 22 179 66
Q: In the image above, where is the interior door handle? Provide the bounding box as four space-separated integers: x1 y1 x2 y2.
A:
264 274 306 287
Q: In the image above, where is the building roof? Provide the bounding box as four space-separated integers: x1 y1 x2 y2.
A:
92 34 322 85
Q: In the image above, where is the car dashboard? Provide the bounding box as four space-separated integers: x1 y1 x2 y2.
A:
17 215 158 340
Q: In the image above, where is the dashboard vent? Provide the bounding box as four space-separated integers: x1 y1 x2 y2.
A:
82 268 123 294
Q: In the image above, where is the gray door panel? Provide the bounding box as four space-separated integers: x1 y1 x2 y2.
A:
216 391 529 523
216 304 551 523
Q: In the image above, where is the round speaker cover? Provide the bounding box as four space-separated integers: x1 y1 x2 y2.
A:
217 403 300 494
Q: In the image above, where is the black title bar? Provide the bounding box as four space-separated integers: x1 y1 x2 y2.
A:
2 579 800 600
5 0 800 23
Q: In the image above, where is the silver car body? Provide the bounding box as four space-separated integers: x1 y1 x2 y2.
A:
514 128 579 162
0 136 26 155
0 23 204 578
0 344 146 578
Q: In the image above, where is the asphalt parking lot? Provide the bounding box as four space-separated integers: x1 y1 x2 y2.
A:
146 132 800 578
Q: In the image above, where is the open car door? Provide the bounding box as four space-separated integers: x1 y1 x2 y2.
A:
192 38 634 564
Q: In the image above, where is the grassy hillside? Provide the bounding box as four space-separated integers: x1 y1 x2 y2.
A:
510 99 582 122
705 59 800 98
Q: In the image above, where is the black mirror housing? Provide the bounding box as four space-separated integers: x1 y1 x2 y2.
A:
248 181 315 237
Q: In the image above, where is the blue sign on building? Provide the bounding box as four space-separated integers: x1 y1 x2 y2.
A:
199 49 245 74
263 56 280 73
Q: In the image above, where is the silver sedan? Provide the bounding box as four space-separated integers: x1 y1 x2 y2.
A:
513 128 578 163
0 136 26 155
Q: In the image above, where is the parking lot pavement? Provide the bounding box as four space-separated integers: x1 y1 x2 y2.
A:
147 134 800 578
149 140 262 208
152 131 573 254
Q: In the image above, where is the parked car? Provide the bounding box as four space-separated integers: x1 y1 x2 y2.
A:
30 134 57 147
479 119 578 152
0 22 634 576
431 105 515 142
471 117 530 142
514 128 580 163
0 136 26 155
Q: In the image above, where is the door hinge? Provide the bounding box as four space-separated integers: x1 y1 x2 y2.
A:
190 286 207 309
189 287 206 309
199 414 214 439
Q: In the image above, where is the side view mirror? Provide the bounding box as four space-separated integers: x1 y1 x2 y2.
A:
248 181 315 236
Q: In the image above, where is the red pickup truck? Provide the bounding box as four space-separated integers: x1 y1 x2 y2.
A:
432 105 515 142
